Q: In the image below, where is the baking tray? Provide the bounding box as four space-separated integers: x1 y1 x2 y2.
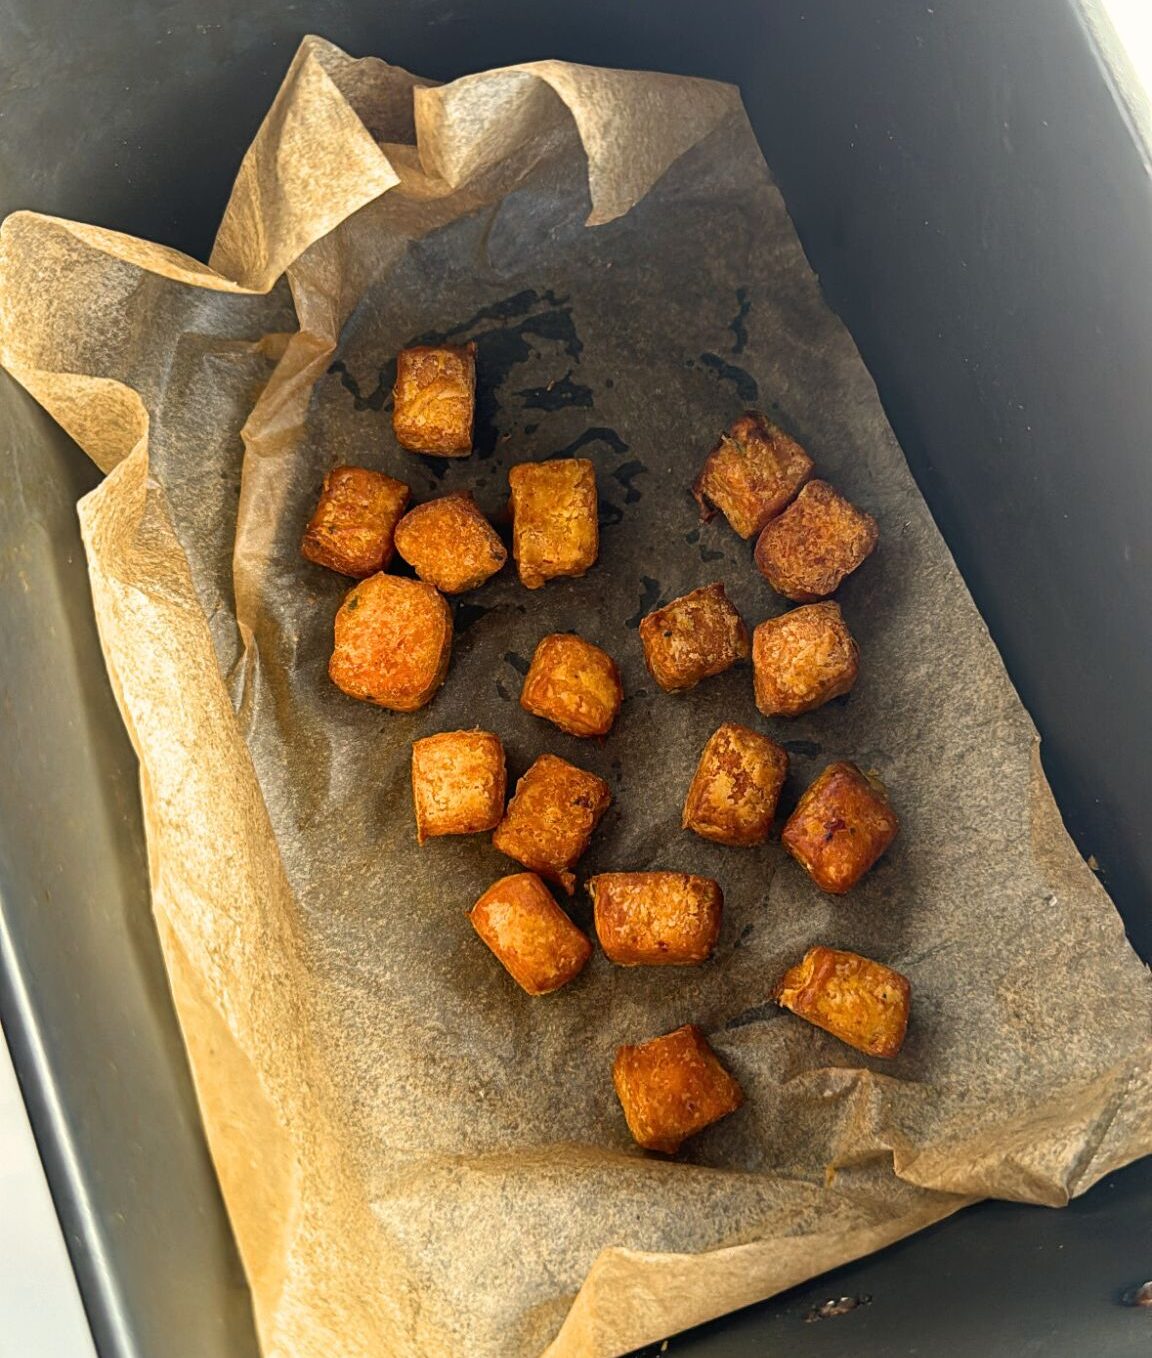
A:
2 2 1150 1355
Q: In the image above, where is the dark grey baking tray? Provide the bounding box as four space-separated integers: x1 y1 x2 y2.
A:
2 2 1150 1355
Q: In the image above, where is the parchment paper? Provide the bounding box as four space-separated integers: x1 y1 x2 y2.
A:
3 35 1152 1358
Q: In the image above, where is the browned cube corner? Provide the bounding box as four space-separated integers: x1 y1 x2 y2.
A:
682 723 788 846
329 573 452 711
692 411 813 538
638 582 750 693
590 872 722 965
613 1025 744 1153
782 761 899 893
754 480 878 601
392 343 475 456
393 492 507 593
411 730 506 844
753 602 859 717
776 946 910 1058
491 753 611 894
508 458 598 589
469 872 592 996
520 633 623 738
301 466 411 578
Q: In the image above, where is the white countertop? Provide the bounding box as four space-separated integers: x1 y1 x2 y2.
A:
0 1025 97 1358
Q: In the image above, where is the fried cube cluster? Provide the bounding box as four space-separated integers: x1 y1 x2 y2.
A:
520 632 623 738
613 1024 744 1153
301 465 411 578
782 761 899 893
754 480 878 601
469 872 592 996
508 458 599 589
692 411 813 539
491 753 611 894
393 492 507 593
392 343 476 456
638 582 750 692
752 602 859 717
328 573 452 711
590 871 723 965
776 946 910 1058
682 723 788 847
411 730 506 844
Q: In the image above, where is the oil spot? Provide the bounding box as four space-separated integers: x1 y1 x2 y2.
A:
685 527 701 545
729 286 752 355
516 370 593 411
598 500 624 527
418 455 449 481
684 357 696 368
504 651 531 676
556 427 630 459
455 602 491 635
699 352 759 402
330 358 394 412
524 423 539 436
611 460 648 504
781 739 823 758
495 680 512 702
605 377 615 389
699 545 725 562
735 922 755 948
627 576 664 628
724 1001 780 1029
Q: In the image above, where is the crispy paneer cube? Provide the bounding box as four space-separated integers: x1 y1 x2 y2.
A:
682 723 788 847
520 633 623 738
469 872 592 995
411 730 506 844
692 411 813 539
491 753 611 894
752 602 860 717
508 458 598 589
393 492 507 594
329 573 452 711
638 582 750 693
301 465 411 577
392 343 475 456
589 872 723 965
776 946 910 1058
613 1025 744 1153
754 480 878 601
782 761 899 893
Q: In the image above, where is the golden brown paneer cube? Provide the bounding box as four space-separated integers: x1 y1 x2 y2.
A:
692 411 813 539
589 872 723 965
520 633 623 738
613 1025 744 1153
328 573 452 711
776 946 910 1058
491 753 611 894
754 480 878 601
752 602 860 717
301 465 411 577
508 458 598 589
781 761 899 893
411 730 506 844
392 343 476 456
638 582 750 693
682 723 788 847
469 872 592 995
393 492 507 594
